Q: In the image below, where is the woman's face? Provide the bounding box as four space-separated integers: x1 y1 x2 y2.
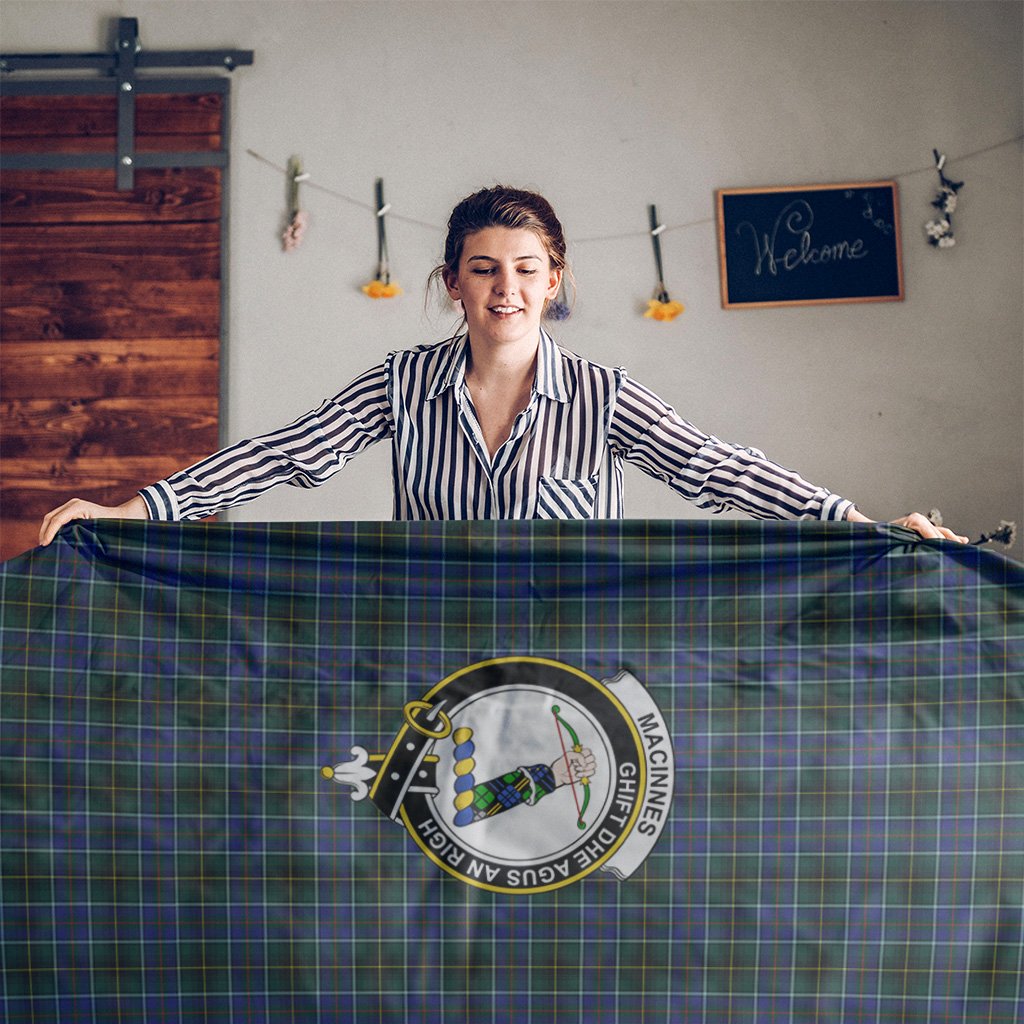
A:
445 227 561 350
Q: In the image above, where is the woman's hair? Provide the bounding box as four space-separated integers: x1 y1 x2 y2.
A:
428 185 573 320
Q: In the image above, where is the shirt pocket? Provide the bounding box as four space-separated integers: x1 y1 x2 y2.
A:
534 475 599 519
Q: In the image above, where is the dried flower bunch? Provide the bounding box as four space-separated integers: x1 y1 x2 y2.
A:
931 510 1016 548
924 150 963 249
644 204 685 322
282 156 309 252
546 277 572 322
974 521 1017 548
282 210 308 252
363 178 402 299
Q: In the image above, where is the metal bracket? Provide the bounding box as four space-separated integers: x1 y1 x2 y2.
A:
116 18 140 189
1 16 254 190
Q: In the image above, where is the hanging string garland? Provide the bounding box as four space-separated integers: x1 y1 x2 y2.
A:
644 205 685 323
251 133 1021 306
924 149 964 249
362 178 402 299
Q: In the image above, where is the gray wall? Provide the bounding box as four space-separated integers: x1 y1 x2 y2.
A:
5 0 1022 541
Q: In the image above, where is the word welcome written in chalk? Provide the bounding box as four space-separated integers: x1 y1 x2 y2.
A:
736 200 868 277
716 181 904 308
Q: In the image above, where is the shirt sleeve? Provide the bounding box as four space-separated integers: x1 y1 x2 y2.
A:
607 374 854 521
139 361 394 521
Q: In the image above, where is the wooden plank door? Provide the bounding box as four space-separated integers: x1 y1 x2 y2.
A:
1 92 223 560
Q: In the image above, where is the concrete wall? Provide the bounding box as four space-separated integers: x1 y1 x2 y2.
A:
4 0 1022 541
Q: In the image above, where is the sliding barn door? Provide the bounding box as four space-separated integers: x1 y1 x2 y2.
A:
1 91 224 560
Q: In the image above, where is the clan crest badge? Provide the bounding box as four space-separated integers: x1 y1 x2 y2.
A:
322 657 673 893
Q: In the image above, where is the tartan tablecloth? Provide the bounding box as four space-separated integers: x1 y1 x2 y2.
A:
1 519 1022 1024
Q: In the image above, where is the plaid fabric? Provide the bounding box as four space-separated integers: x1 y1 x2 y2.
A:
1 519 1022 1024
483 770 539 811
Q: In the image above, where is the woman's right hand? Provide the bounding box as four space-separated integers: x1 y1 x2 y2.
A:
39 494 149 547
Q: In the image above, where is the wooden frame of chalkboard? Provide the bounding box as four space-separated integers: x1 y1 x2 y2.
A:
716 181 904 309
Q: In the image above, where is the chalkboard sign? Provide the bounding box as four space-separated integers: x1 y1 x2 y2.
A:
716 181 904 309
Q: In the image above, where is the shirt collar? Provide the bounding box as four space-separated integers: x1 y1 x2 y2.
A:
426 335 470 399
426 329 570 403
535 328 571 403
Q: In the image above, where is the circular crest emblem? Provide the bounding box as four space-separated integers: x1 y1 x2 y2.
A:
323 657 673 894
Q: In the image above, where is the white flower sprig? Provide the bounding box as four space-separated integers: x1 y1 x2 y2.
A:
924 150 963 249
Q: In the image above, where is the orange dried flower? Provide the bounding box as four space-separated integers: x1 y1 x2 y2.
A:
361 279 403 299
644 299 685 322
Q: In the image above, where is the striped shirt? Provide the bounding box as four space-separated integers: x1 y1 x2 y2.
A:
139 331 854 522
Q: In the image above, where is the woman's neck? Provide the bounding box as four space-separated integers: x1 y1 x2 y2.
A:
463 333 540 459
464 331 539 392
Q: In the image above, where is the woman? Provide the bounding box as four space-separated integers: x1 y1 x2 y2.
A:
38 186 967 544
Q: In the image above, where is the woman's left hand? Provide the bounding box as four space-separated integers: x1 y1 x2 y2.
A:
847 508 969 543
